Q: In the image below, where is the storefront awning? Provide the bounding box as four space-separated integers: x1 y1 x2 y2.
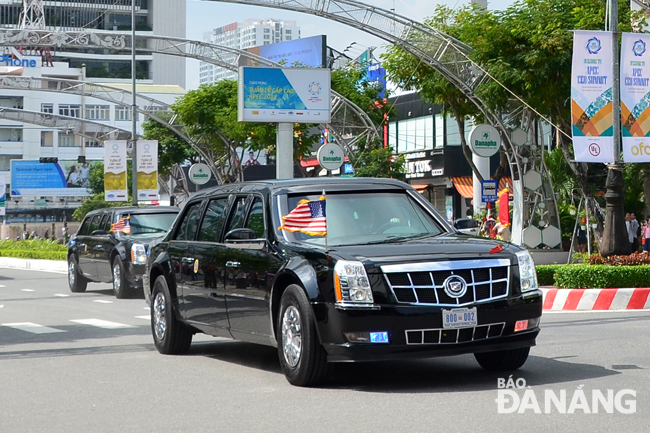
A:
452 177 513 199
411 184 430 193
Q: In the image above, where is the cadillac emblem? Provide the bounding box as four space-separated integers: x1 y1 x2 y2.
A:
443 275 468 298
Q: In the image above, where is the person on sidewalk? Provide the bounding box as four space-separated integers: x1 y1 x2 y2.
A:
630 213 640 252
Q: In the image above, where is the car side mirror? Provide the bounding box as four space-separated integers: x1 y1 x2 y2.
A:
224 228 266 250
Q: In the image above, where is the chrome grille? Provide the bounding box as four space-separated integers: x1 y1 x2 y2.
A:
381 259 510 306
405 322 506 345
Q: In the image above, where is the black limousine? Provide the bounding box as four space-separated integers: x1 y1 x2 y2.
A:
144 178 542 386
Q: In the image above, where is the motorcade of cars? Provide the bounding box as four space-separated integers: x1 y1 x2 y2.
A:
144 178 542 387
68 206 180 298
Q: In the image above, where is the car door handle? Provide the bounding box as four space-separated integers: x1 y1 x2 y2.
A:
225 261 240 268
182 257 194 263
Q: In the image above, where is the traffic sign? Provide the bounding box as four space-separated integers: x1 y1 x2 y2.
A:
481 180 497 203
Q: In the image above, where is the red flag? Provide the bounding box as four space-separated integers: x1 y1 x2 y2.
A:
279 197 327 236
498 189 510 227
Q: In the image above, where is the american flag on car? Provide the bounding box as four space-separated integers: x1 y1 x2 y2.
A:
279 195 327 236
110 216 131 234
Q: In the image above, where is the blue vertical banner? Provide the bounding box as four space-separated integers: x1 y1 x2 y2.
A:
571 30 615 162
620 32 650 162
0 173 5 216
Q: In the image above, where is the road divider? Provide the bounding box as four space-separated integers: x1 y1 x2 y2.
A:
541 287 650 311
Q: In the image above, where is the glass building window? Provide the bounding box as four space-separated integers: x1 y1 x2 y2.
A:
115 105 132 121
59 104 81 117
388 121 397 151
86 105 110 120
435 114 444 148
58 131 77 147
41 103 54 114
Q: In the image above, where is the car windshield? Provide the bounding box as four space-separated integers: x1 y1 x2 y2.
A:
120 213 177 235
281 191 444 246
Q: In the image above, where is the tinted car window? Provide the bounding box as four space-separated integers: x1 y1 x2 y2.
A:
284 191 442 246
198 198 228 242
124 213 178 235
99 213 112 232
89 214 102 234
454 219 478 230
245 197 265 238
174 203 202 241
225 197 248 233
77 216 93 235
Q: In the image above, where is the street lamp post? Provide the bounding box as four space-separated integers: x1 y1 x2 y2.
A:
131 0 138 206
600 0 630 256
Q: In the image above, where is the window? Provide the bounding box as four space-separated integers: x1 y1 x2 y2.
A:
78 216 93 236
286 30 292 35
264 28 270 33
59 104 81 117
245 197 265 238
225 197 248 233
264 34 270 40
0 128 22 142
115 105 132 121
86 105 110 120
174 203 202 241
99 214 111 232
58 131 77 147
41 103 53 114
0 96 22 109
286 36 292 40
0 155 20 171
435 114 444 148
198 198 228 242
41 131 53 147
388 121 397 151
89 214 102 234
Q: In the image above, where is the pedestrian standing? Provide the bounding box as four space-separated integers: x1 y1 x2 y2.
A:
630 213 640 252
644 217 650 252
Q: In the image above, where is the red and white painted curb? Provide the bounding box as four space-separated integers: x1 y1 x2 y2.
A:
541 287 650 311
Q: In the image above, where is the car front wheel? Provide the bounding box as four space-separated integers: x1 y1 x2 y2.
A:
277 284 329 387
474 347 530 371
68 256 87 293
112 257 130 299
151 275 192 355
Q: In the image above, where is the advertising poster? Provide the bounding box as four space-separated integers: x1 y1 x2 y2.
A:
621 32 650 162
0 173 5 216
104 140 128 202
10 160 96 197
238 67 331 123
136 140 159 201
257 35 327 68
571 30 615 162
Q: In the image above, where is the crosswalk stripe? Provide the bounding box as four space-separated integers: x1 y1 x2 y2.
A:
2 322 65 334
0 284 6 288
93 300 113 304
135 315 150 320
21 289 34 292
54 294 69 297
70 319 134 329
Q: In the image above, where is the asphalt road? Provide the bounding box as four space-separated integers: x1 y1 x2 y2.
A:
0 267 648 433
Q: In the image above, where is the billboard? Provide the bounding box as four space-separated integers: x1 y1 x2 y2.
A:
254 35 327 68
366 62 387 99
104 140 128 202
136 140 159 201
10 159 97 197
238 66 331 123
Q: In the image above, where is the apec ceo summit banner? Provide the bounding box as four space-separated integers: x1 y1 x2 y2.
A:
621 33 650 162
238 67 331 123
571 30 615 163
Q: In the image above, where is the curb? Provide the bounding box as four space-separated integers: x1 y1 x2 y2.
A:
0 257 67 274
541 287 650 311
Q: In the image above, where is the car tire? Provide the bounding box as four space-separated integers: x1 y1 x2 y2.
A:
151 275 192 355
112 256 130 299
277 284 329 387
68 255 87 293
474 347 530 371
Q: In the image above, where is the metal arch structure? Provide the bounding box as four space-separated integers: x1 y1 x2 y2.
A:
0 107 130 141
205 0 561 249
0 30 379 156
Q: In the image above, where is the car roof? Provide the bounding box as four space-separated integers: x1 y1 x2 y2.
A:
86 206 179 217
188 177 413 200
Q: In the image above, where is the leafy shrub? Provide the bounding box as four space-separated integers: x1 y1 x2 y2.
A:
0 239 67 261
0 250 66 261
535 265 562 286
553 264 650 289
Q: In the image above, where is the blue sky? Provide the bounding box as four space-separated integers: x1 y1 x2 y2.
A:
185 0 516 89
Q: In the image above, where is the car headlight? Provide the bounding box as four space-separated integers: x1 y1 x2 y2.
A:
515 249 538 292
131 243 147 265
334 260 374 304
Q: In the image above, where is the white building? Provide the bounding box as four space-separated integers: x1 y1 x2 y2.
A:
199 18 301 85
0 0 186 87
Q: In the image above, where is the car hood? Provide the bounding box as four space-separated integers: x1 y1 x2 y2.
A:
120 233 167 245
323 235 520 270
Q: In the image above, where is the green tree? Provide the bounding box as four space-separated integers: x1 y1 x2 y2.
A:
349 137 405 179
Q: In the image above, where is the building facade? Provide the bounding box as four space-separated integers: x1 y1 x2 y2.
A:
199 18 301 85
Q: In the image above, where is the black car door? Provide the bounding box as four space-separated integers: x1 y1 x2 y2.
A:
74 215 94 278
167 202 204 327
95 211 115 282
79 213 102 279
223 194 280 342
185 196 231 336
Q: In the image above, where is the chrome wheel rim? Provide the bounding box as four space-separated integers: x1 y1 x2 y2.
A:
281 305 302 368
68 260 75 287
153 291 167 342
112 262 121 293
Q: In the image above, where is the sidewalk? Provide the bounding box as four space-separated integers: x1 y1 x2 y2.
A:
0 257 67 274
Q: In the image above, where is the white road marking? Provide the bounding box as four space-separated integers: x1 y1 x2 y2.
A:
21 289 34 292
135 315 150 320
93 300 113 304
54 294 69 297
0 284 5 287
70 319 134 329
2 322 65 334
0 305 3 308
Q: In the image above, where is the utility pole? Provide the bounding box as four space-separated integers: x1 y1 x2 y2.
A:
600 0 630 256
131 0 138 206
